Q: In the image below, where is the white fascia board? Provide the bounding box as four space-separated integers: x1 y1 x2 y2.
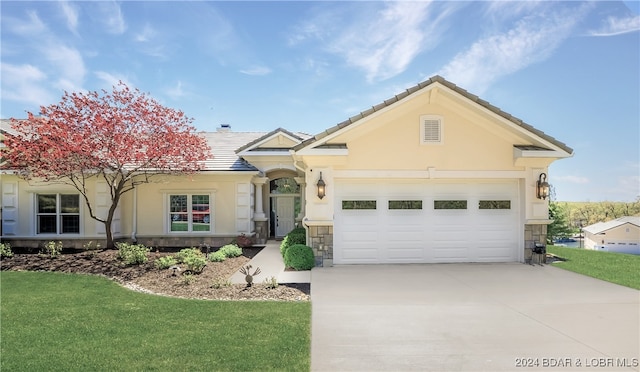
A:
237 132 302 156
513 148 566 158
295 148 348 156
240 151 293 157
333 169 525 179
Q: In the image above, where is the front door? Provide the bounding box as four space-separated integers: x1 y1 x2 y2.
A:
275 196 295 237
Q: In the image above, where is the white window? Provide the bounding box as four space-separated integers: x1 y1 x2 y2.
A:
169 194 213 233
420 115 443 144
36 194 80 234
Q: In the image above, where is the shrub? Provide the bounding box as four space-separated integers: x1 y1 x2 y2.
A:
181 273 196 286
280 228 306 257
117 243 150 265
0 243 13 259
284 244 315 271
183 254 207 273
154 256 178 270
175 248 203 262
42 241 63 257
219 244 242 258
208 251 227 262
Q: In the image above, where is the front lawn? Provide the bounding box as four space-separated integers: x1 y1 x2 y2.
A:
0 271 310 371
547 245 640 290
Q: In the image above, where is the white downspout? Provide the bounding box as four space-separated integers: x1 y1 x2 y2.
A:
131 185 137 243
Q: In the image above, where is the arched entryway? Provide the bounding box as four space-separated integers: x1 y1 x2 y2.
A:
269 177 301 238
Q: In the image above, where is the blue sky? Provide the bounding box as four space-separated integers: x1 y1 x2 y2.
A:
1 1 638 202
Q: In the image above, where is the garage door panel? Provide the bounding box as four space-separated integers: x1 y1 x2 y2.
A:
335 180 519 264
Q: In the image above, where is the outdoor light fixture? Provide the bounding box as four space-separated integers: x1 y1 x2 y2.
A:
316 172 326 199
536 172 550 200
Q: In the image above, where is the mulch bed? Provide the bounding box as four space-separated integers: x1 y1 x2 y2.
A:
1 247 310 301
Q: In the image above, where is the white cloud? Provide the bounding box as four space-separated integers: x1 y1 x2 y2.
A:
589 15 640 36
3 10 46 36
291 2 459 82
135 23 156 43
0 63 55 109
95 71 133 89
438 4 590 94
165 80 186 100
554 175 590 184
100 1 126 34
41 44 86 92
59 1 79 35
239 66 272 76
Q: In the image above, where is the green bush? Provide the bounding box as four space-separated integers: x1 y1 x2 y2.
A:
284 244 315 271
0 243 13 258
175 248 206 273
219 244 242 258
42 241 63 257
117 243 150 265
280 228 306 257
154 256 178 270
208 251 227 262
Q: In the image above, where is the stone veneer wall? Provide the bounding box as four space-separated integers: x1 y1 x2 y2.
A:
524 224 547 264
2 235 243 250
307 225 333 267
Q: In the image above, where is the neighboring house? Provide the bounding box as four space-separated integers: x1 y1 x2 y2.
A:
583 216 640 254
0 76 573 265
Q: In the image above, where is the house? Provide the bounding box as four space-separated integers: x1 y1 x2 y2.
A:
0 76 573 265
583 216 640 254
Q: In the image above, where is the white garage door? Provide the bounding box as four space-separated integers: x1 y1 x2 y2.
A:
334 180 520 264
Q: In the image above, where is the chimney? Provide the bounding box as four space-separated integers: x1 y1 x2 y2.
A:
217 124 231 132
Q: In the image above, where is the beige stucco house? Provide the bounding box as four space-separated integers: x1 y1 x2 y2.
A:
583 216 640 254
1 76 573 265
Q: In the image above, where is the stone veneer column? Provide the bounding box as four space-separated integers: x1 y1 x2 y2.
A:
252 177 269 244
307 225 333 267
524 224 548 264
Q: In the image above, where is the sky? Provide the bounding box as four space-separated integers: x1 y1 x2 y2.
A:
1 1 638 202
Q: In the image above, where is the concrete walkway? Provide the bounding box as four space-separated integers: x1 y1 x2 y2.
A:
230 240 311 284
311 263 640 372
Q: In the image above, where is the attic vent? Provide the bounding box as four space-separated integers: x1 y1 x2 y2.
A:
420 115 442 144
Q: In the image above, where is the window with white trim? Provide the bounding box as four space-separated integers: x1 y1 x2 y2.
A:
420 115 442 144
37 194 80 234
169 194 212 232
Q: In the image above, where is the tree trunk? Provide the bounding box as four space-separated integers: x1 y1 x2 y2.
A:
104 220 114 249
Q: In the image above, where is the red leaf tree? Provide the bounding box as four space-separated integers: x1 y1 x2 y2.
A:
4 82 211 248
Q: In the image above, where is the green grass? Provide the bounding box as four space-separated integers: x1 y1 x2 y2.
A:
547 245 640 290
0 271 310 371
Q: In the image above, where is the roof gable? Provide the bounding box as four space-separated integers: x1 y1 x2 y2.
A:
583 216 640 234
236 128 309 154
294 75 573 157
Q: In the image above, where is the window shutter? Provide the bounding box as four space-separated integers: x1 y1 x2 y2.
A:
422 118 441 143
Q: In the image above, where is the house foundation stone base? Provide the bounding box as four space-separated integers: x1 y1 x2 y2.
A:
524 224 548 264
307 225 333 267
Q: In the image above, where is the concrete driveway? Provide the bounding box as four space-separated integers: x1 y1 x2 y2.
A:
311 264 639 371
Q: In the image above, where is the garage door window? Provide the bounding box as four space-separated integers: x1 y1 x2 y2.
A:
479 200 511 209
342 200 377 210
389 200 423 210
434 200 467 209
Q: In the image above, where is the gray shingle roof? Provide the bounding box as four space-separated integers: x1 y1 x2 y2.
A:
583 216 640 234
294 75 574 155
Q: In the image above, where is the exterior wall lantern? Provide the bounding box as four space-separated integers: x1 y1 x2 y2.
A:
536 172 550 200
316 172 326 200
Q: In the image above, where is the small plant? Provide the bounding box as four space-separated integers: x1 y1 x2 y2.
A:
238 265 261 287
154 256 178 270
284 244 315 271
181 273 196 286
219 244 242 258
42 241 63 257
176 248 207 273
82 241 101 250
211 278 232 289
207 250 227 262
264 276 278 289
0 243 13 259
235 234 253 248
117 243 150 265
